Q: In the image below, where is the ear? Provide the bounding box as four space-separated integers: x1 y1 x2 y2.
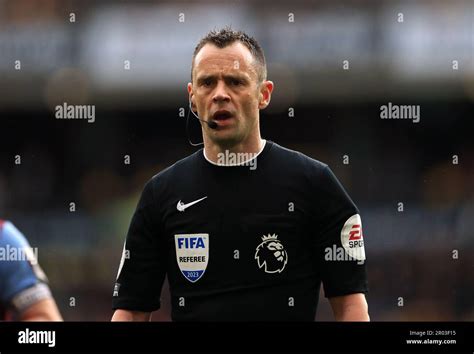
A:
187 82 196 111
258 81 274 110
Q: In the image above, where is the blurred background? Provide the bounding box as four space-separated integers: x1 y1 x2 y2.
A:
0 0 473 321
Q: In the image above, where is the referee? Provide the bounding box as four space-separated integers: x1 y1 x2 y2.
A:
112 28 369 321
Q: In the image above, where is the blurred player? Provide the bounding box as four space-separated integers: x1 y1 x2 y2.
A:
112 28 369 321
0 219 62 321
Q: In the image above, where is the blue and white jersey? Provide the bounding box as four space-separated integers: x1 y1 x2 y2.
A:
0 220 51 320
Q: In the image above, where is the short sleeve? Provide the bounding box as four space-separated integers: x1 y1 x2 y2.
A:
0 221 52 312
312 166 368 298
112 179 167 312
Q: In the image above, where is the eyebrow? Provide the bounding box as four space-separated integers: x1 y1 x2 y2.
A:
196 73 249 83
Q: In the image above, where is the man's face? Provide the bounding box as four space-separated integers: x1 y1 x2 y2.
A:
188 42 272 147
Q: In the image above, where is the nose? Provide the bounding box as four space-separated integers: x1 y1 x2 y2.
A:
212 80 231 103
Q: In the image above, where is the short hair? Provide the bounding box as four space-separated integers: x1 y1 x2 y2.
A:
191 27 267 83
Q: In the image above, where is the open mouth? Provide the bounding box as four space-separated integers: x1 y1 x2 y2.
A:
212 110 233 121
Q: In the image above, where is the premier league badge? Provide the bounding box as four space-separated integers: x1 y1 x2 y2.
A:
255 234 288 274
174 234 209 283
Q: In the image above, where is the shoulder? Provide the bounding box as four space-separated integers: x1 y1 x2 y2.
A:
0 220 30 249
136 150 202 204
0 220 44 303
269 142 352 200
152 149 202 182
269 142 329 176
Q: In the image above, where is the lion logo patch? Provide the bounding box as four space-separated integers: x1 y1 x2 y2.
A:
255 234 288 274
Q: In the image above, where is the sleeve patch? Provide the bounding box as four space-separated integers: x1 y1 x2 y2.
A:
340 214 366 261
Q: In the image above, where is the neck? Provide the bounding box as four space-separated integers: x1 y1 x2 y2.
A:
204 136 264 164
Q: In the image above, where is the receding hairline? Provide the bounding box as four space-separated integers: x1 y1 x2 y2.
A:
191 31 267 83
191 42 263 82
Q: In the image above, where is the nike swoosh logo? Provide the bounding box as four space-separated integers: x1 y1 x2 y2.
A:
176 196 208 212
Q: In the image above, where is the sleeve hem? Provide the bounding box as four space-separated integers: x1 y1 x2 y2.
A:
112 298 161 313
325 287 369 299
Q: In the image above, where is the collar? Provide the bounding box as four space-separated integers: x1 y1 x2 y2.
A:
203 139 267 166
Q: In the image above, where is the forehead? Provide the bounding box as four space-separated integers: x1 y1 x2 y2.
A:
193 42 257 78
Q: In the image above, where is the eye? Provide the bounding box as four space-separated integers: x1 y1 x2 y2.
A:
199 78 213 87
230 78 242 86
267 242 278 250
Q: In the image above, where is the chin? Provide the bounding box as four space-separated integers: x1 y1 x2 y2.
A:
209 132 242 147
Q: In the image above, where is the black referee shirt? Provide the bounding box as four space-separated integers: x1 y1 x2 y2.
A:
112 140 368 321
